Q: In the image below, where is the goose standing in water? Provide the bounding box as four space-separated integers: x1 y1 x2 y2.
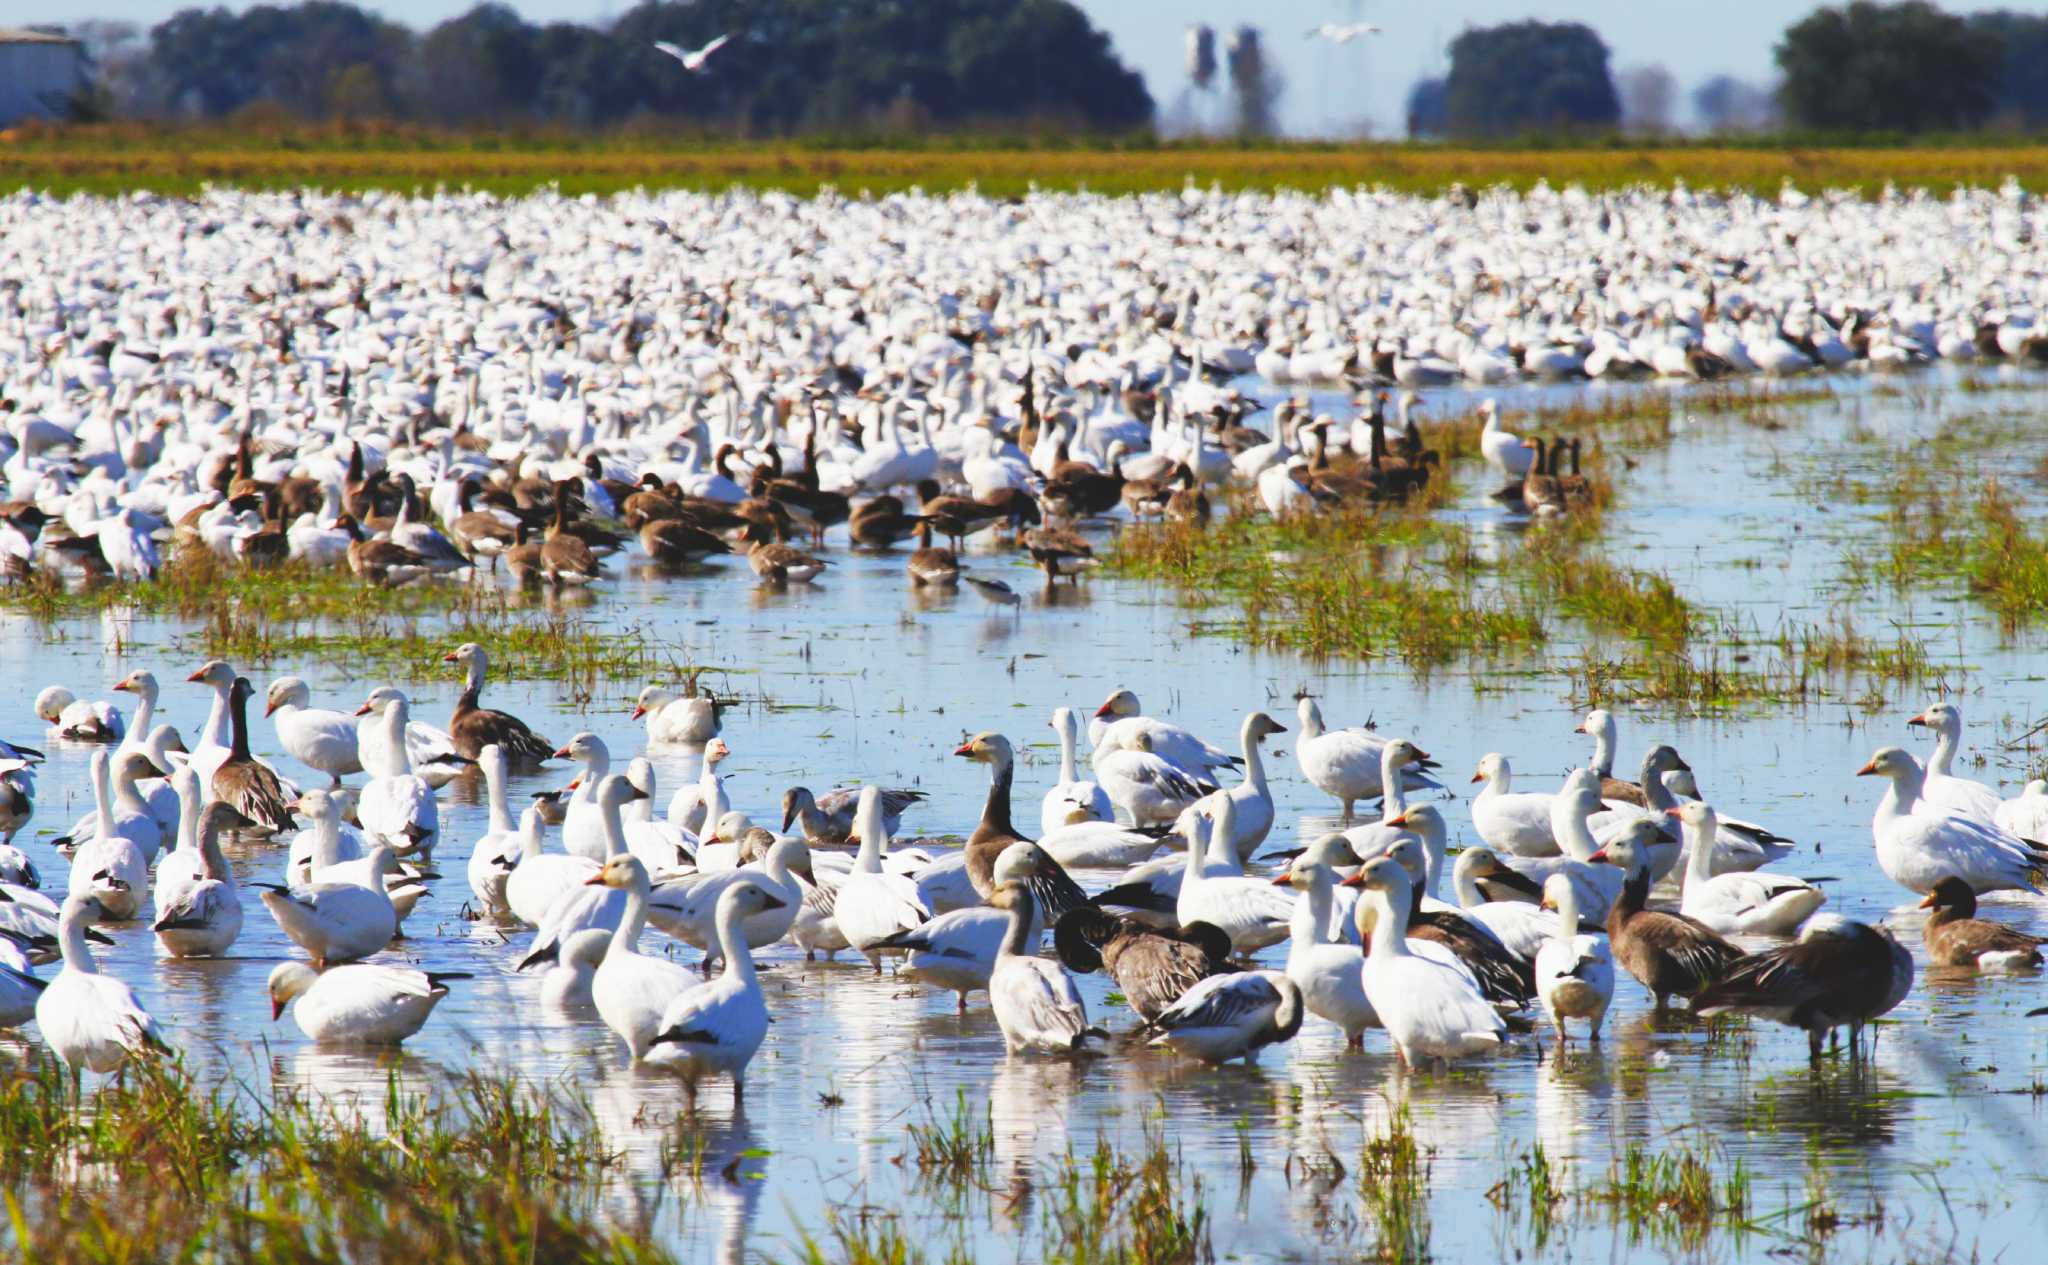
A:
264 676 362 787
67 750 150 920
1210 711 1286 860
1533 873 1613 1045
516 774 649 969
213 678 297 835
38 888 172 1073
781 783 924 843
151 801 253 958
1588 823 1742 1014
506 800 597 928
1859 746 2048 894
1053 907 1229 1024
1275 853 1377 1047
1041 706 1113 835
646 877 784 1103
1087 688 1240 779
1918 877 2046 969
1145 968 1304 1066
663 739 731 840
443 643 554 766
258 845 401 966
268 961 468 1044
1094 729 1215 827
1996 779 2048 843
354 690 440 861
464 744 522 918
0 936 41 1027
632 681 720 747
185 659 238 790
1177 798 1293 953
1293 695 1440 820
1693 916 1913 1063
988 846 1107 1055
831 785 932 970
586 852 702 1061
1907 702 2002 821
542 927 611 1008
357 685 469 788
557 732 615 862
110 669 160 752
654 835 810 970
1469 753 1562 857
1670 802 1824 937
1345 857 1507 1068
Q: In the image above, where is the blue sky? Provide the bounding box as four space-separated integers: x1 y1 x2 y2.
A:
15 0 2048 134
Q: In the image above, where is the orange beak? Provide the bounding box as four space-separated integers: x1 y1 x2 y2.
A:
582 872 605 885
1664 805 1683 818
441 652 460 663
952 741 974 757
1385 811 1410 827
185 669 207 683
1855 759 1878 777
1093 701 1114 718
1338 871 1367 889
112 681 131 694
270 997 285 1021
566 777 581 791
1469 771 1483 784
630 705 646 720
264 698 279 717
1270 872 1292 887
1587 849 1609 863
551 746 574 760
1905 712 1929 728
1572 721 1587 734
1916 891 1937 909
353 702 374 716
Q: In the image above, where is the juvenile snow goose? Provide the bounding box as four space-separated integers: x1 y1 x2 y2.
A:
1693 916 1913 1063
1919 877 2046 970
268 961 467 1044
1145 969 1304 1065
988 846 1108 1056
443 643 554 766
38 890 171 1072
214 678 297 835
1587 823 1742 1014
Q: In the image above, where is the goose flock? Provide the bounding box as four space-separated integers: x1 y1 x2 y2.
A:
6 651 2041 1096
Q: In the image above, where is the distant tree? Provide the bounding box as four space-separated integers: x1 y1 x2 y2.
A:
1775 1 1999 131
1405 77 1446 138
1617 64 1675 135
148 2 412 118
409 5 541 126
1969 10 2048 128
1442 21 1619 138
1693 74 1778 133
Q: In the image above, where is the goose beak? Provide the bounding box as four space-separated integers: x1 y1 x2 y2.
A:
1469 770 1483 783
1855 759 1878 777
1916 891 1937 909
353 702 374 716
550 746 574 760
1338 871 1367 889
1572 721 1587 734
1269 872 1292 887
1905 711 1929 728
630 705 647 719
951 741 974 757
1664 805 1683 818
759 893 787 912
1409 747 1431 763
440 651 460 663
582 872 606 886
1092 701 1114 718
565 778 581 791
263 698 279 717
185 668 207 682
112 681 130 693
270 996 285 1021
1539 895 1555 912
1586 849 1609 863
1385 811 1410 827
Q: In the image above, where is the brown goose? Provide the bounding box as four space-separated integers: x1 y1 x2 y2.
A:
755 447 849 545
622 474 683 529
337 513 431 587
1023 526 1095 589
1520 437 1564 513
640 517 732 566
1920 877 2046 969
543 480 624 556
448 479 518 563
442 642 554 766
906 520 961 587
914 479 1004 549
1054 907 1231 1022
214 677 296 834
1588 822 1741 1013
1041 449 1125 519
848 497 926 549
952 731 1090 920
504 520 544 586
1694 917 1913 1062
742 519 827 584
539 483 603 585
1164 466 1211 526
1557 439 1594 507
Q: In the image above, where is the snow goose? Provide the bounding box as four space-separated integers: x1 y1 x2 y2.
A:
1859 746 2048 895
66 751 149 920
464 744 522 918
644 876 783 1103
1579 711 1791 869
1041 706 1112 835
1377 831 1535 1011
37 889 171 1073
1176 799 1292 953
357 686 469 787
506 800 597 928
1497 770 1625 919
264 676 362 787
781 783 924 843
1442 845 1556 960
1347 857 1507 1068
185 659 237 790
516 774 648 970
880 835 1068 1012
632 682 720 747
284 787 367 886
64 746 170 867
268 961 467 1044
652 835 809 969
988 846 1107 1056
1087 689 1240 779
667 738 732 837
1907 702 2002 821
620 758 697 873
1210 711 1286 860
1996 779 2048 843
1091 798 1246 928
1533 873 1613 1045
353 689 440 860
1477 399 1535 480
1693 916 1913 1063
1275 854 1377 1046
1095 729 1215 827
1293 696 1440 819
1337 739 1436 873
257 844 401 967
1587 823 1742 1013
213 678 297 834
443 643 554 766
541 927 611 1008
832 785 932 970
587 852 702 1061
1052 907 1229 1023
151 801 252 958
0 935 41 1027
557 732 614 862
1918 877 2045 970
1671 803 1824 937
1145 969 1304 1065
35 684 123 743
1470 754 1561 857
110 669 159 753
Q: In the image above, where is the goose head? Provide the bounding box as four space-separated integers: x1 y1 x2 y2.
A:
987 842 1051 909
1917 875 1978 917
264 676 311 717
354 686 409 719
717 874 787 918
267 961 319 1019
1243 711 1286 741
1906 701 1963 738
1665 799 1718 837
1585 818 1662 876
111 669 158 702
551 731 606 764
583 852 652 891
1855 745 1919 783
33 685 75 723
1093 688 1139 721
186 660 235 689
630 684 681 720
1472 752 1509 785
953 731 1012 766
1339 854 1411 901
703 738 731 766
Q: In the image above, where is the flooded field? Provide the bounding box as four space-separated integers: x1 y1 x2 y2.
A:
4 364 2046 1263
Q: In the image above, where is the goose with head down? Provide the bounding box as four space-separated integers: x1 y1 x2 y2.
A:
268 961 467 1045
1053 906 1230 1024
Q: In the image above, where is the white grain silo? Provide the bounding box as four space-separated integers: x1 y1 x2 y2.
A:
1185 24 1216 91
0 28 86 127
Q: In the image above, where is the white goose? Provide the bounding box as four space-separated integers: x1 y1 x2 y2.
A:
464 744 522 918
1860 747 2048 895
284 787 367 886
1470 753 1561 857
1339 738 1435 871
1498 769 1625 922
541 927 610 1009
1087 689 1240 779
149 767 207 914
265 676 362 787
644 877 783 1102
1908 702 2001 822
354 690 440 860
0 935 40 1027
357 685 468 788
620 758 697 873
150 801 250 958
1145 969 1304 1065
557 732 615 862
1041 706 1112 835
37 889 171 1072
1996 780 2048 842
1346 857 1508 1068
632 683 720 747
1477 399 1535 479
1094 729 1215 827
665 738 731 837
652 835 809 967
258 845 400 966
587 852 701 1061
1276 853 1377 1047
1293 696 1439 819
1533 873 1614 1044
1176 798 1292 953
832 785 932 969
1672 802 1824 936
267 961 464 1044
1210 711 1287 860
67 750 149 920
505 801 597 928
516 774 647 969
35 684 124 743
1442 843 1561 961
185 659 238 790
988 845 1105 1055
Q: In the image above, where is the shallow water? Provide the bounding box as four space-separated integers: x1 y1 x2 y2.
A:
8 366 2048 1262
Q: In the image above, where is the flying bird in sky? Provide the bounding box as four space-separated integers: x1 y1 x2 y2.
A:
1305 23 1381 44
654 34 732 72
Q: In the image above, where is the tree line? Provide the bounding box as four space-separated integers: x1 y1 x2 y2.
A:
73 0 1152 134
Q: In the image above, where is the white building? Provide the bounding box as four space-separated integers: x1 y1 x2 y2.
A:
0 28 86 127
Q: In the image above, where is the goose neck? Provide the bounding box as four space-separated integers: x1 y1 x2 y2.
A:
995 887 1037 959
715 896 759 987
1682 818 1717 891
1056 715 1079 785
1240 717 1268 794
485 761 513 835
1290 871 1332 949
89 757 114 836
970 752 1018 847
1368 885 1411 956
612 879 649 953
598 800 629 860
1451 852 1485 909
58 903 99 974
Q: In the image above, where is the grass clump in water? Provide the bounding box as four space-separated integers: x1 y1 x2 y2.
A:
1357 1106 1433 1264
1041 1129 1213 1265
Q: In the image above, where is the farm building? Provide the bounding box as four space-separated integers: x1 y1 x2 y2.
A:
0 28 85 126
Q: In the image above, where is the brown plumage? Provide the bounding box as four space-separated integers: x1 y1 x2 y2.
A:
213 678 296 834
640 517 732 565
622 475 683 529
337 513 431 586
447 479 518 562
1521 436 1565 513
906 520 961 586
539 482 603 584
947 732 1092 920
443 644 554 766
1041 458 1124 519
1694 919 1913 1062
1404 884 1536 1009
914 479 1004 549
1920 876 2047 969
1590 827 1742 1013
848 497 926 549
1024 526 1095 589
1054 907 1232 1022
742 520 827 584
